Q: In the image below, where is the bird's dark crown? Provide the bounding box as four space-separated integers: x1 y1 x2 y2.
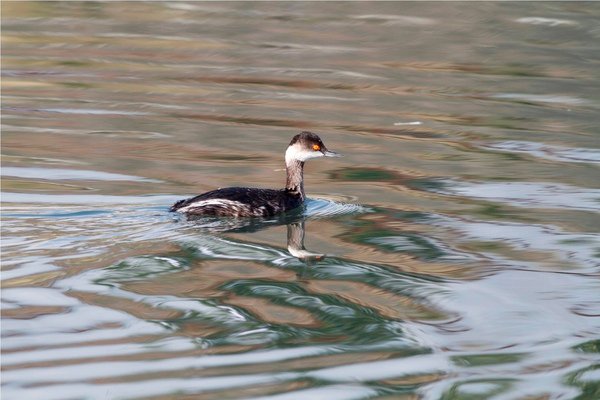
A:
289 131 324 149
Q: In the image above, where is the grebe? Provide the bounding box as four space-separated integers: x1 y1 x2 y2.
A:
170 131 339 217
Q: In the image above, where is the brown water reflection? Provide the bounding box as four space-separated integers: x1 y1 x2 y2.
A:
2 2 600 400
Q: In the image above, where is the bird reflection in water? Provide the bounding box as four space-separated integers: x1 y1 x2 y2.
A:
177 211 326 264
286 220 324 262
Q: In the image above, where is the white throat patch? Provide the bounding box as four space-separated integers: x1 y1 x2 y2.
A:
285 143 323 164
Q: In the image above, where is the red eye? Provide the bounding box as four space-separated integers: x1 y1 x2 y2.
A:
312 144 321 151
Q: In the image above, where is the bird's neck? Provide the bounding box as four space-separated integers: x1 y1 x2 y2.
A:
285 159 305 198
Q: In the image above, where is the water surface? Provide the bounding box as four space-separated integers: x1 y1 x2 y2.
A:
2 2 599 400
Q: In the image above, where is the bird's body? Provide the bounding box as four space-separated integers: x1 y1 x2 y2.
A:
170 187 302 217
170 131 339 217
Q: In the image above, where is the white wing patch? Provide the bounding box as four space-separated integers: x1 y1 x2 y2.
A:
177 198 267 217
178 199 246 212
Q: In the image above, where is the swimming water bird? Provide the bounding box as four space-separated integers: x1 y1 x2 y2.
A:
170 131 340 217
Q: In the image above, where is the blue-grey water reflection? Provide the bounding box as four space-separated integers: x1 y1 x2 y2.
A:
2 2 599 400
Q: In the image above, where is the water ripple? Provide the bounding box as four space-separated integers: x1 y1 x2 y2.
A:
490 93 586 106
437 180 600 212
305 197 371 219
1 193 180 205
40 107 151 115
435 215 600 269
484 141 600 164
516 17 578 27
2 167 160 182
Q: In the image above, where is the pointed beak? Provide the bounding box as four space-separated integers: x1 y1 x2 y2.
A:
323 149 341 157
